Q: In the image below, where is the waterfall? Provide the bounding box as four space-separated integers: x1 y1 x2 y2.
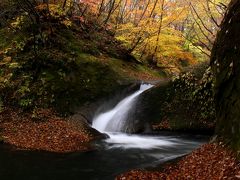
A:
92 84 153 133
92 83 180 150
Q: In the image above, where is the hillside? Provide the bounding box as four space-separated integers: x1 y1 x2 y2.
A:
0 2 161 115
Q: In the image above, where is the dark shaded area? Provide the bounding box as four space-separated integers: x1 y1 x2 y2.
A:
210 0 240 150
0 133 208 180
133 64 215 133
0 1 144 115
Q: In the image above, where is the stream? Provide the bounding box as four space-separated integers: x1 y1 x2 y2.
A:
0 84 209 179
0 133 208 180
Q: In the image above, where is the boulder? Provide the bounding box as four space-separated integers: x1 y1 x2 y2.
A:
69 114 109 141
73 82 141 124
128 80 171 133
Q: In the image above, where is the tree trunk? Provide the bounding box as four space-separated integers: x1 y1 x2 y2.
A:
151 0 165 65
104 0 116 25
210 0 240 150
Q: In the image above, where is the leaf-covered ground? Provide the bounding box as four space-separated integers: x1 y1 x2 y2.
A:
116 143 240 180
0 108 96 153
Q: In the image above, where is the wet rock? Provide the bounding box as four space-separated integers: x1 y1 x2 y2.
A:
134 78 215 133
69 114 109 141
126 80 171 133
73 82 141 124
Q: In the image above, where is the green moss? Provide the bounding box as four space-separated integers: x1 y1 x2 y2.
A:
0 10 161 115
136 64 165 78
139 65 215 132
30 51 123 114
0 29 11 50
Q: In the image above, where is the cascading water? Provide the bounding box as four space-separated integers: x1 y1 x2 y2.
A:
91 84 206 151
92 84 180 149
92 84 153 133
0 84 208 180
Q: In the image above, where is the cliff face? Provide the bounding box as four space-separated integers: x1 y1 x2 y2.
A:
211 0 240 151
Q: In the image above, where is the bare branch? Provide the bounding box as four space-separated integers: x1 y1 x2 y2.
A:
190 2 214 36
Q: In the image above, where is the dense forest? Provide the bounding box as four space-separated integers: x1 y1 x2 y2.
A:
0 0 240 179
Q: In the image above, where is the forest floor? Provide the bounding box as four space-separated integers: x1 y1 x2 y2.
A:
116 143 240 179
0 108 99 153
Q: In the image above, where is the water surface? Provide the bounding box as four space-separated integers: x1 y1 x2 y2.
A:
0 132 208 180
0 84 209 179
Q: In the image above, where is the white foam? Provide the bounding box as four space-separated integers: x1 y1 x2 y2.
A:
92 84 153 132
105 133 177 149
91 84 179 150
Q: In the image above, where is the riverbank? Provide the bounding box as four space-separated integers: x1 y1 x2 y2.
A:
116 143 240 179
0 108 104 153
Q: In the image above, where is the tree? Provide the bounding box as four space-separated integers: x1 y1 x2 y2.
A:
186 0 229 57
152 0 165 65
210 0 240 151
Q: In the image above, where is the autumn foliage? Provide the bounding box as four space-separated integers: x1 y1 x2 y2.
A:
14 0 228 74
0 108 96 153
75 0 229 74
116 143 240 179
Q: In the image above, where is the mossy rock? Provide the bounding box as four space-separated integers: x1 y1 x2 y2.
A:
134 78 215 133
135 80 173 124
69 114 109 141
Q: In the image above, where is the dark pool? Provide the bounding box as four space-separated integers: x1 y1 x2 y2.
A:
0 132 209 180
